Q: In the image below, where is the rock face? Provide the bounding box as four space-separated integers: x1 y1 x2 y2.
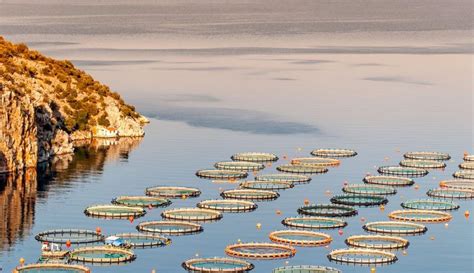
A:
0 37 146 172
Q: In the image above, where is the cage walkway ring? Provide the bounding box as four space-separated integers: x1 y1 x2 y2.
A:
182 257 255 272
401 199 460 211
453 170 474 180
310 149 357 158
145 186 201 198
330 194 388 207
327 248 397 265
137 220 203 235
161 208 223 222
113 233 171 248
291 157 341 167
69 246 136 264
298 204 357 217
112 196 171 208
459 161 474 170
464 154 474 162
363 221 427 235
378 166 428 177
35 229 105 245
272 265 341 273
84 205 146 219
240 181 294 190
231 152 279 162
255 174 311 184
399 159 446 169
388 210 452 223
14 264 91 273
363 176 414 187
269 230 332 247
439 179 474 190
426 188 474 199
345 235 409 250
342 184 397 196
282 216 347 230
197 199 257 213
225 242 296 260
403 151 451 161
215 161 265 171
196 169 248 180
276 164 329 174
221 189 280 201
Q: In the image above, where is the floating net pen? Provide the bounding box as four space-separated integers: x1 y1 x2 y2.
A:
345 235 409 250
221 189 280 201
113 233 170 248
197 199 257 213
403 151 451 161
225 242 296 260
310 149 357 158
182 257 254 272
215 161 265 171
439 179 474 190
84 205 146 219
399 159 446 169
377 166 428 177
240 181 294 190
291 157 341 167
459 161 474 170
14 264 91 273
231 152 279 162
112 196 171 208
464 154 474 162
196 169 248 180
145 186 201 198
161 208 223 222
363 176 414 187
276 164 329 174
269 230 332 247
363 221 427 235
35 229 104 245
272 265 341 273
388 210 452 223
282 216 347 230
401 199 460 211
137 220 203 236
298 204 357 217
330 194 388 207
327 248 397 265
426 188 474 199
255 174 311 184
453 170 474 180
342 184 397 196
69 246 136 264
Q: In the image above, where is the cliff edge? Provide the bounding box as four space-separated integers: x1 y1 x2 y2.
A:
0 37 147 172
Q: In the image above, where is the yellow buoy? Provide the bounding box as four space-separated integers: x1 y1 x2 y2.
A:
370 267 376 273
19 257 25 266
256 223 262 229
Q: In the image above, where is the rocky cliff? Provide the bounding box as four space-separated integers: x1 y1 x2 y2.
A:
0 36 147 173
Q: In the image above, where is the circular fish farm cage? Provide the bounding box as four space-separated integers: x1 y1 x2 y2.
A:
113 233 170 248
162 208 223 222
272 265 341 273
345 235 409 250
137 221 203 235
182 257 254 272
69 246 136 264
282 217 347 230
291 157 341 167
84 205 146 219
363 221 427 235
377 166 428 177
225 242 296 260
363 176 414 187
439 179 474 190
35 229 105 245
388 210 452 223
196 169 248 180
298 204 358 217
112 196 171 208
399 159 446 169
15 264 91 273
342 184 397 196
231 152 279 163
255 174 311 184
453 170 474 180
330 194 388 207
426 188 474 199
240 181 294 190
403 151 451 161
401 199 459 211
145 186 201 198
327 248 397 265
459 161 474 170
276 164 329 174
197 199 257 213
215 161 265 171
221 189 280 201
269 230 332 247
464 154 474 162
310 149 357 158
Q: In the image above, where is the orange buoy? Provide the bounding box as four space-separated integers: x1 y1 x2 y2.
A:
379 204 385 211
256 223 262 229
465 210 470 218
414 184 419 190
95 227 102 235
276 210 282 215
181 194 187 200
338 229 343 236
304 199 310 205
129 216 134 223
66 240 71 248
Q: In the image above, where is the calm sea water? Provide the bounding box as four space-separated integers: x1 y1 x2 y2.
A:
0 1 472 272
